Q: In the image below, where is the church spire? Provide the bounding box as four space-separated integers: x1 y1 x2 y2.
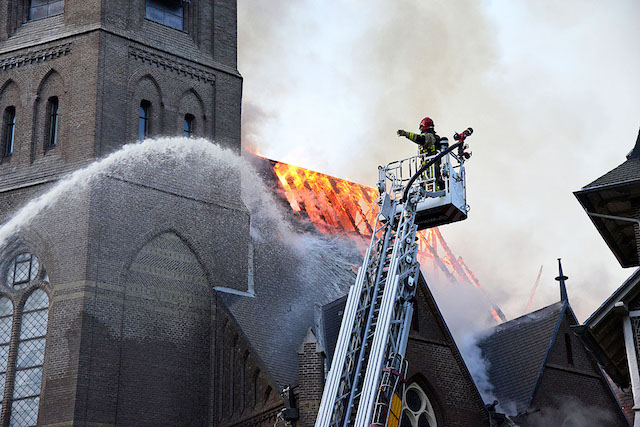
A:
555 258 568 302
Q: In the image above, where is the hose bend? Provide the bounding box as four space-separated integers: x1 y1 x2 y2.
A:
401 141 463 202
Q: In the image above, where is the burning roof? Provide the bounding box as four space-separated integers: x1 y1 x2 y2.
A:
247 153 504 323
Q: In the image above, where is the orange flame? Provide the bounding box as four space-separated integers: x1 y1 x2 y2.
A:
271 160 502 323
244 145 266 158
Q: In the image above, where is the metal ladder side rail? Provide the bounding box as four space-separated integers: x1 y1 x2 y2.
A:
371 271 419 427
331 212 401 426
327 255 381 426
315 215 384 427
330 221 399 426
368 236 420 427
338 210 405 426
317 208 400 427
370 353 409 427
353 201 418 426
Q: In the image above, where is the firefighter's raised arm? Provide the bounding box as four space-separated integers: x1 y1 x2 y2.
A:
397 129 426 145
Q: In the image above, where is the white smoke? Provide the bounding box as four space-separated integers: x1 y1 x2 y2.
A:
426 272 498 404
526 397 616 427
238 0 640 324
0 137 293 252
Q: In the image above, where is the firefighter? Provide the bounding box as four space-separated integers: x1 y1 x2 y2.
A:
397 117 444 190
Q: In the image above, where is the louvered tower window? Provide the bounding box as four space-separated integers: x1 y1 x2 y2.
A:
1 253 50 427
29 0 65 21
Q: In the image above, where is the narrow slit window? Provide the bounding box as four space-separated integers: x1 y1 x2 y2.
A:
3 107 16 157
138 100 151 141
146 0 184 31
565 333 574 366
184 114 194 138
30 0 65 21
47 97 59 148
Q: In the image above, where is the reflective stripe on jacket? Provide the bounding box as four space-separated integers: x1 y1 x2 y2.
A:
407 131 438 155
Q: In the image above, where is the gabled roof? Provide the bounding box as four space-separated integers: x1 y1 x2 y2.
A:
574 130 640 268
220 236 358 389
582 157 640 190
320 272 491 422
479 301 566 414
583 128 640 190
577 268 640 389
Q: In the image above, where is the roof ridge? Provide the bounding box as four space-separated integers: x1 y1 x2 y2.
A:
526 301 568 409
491 301 564 333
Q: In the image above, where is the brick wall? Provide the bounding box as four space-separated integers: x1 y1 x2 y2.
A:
524 311 628 426
0 1 253 425
297 328 324 427
403 282 489 426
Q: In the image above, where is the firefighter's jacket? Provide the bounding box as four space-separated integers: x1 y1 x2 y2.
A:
405 131 438 155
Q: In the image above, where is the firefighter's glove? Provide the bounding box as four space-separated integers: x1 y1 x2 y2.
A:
397 130 408 137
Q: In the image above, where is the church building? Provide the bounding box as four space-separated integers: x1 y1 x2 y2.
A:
0 1 630 426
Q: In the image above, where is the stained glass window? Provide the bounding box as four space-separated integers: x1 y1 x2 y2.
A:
11 289 49 427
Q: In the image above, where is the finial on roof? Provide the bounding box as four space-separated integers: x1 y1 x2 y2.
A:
555 258 568 302
626 127 640 160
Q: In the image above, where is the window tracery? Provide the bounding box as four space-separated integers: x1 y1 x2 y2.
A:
400 383 437 427
1 253 50 426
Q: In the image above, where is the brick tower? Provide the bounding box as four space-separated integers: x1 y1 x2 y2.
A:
0 1 251 425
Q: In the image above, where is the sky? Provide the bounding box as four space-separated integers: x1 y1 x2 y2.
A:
237 0 640 322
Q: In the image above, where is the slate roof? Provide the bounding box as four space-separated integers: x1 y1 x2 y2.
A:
478 301 566 414
219 227 359 389
583 128 640 190
217 155 362 389
321 294 348 365
582 157 640 190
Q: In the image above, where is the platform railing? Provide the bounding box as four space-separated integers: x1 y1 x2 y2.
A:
379 151 463 201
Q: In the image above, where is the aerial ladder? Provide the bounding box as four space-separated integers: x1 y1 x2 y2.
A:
315 129 474 427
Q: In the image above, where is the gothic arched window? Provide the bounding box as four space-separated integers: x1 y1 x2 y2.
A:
1 253 50 426
400 383 437 427
30 0 65 21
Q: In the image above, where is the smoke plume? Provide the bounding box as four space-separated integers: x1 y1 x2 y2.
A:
238 0 640 322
